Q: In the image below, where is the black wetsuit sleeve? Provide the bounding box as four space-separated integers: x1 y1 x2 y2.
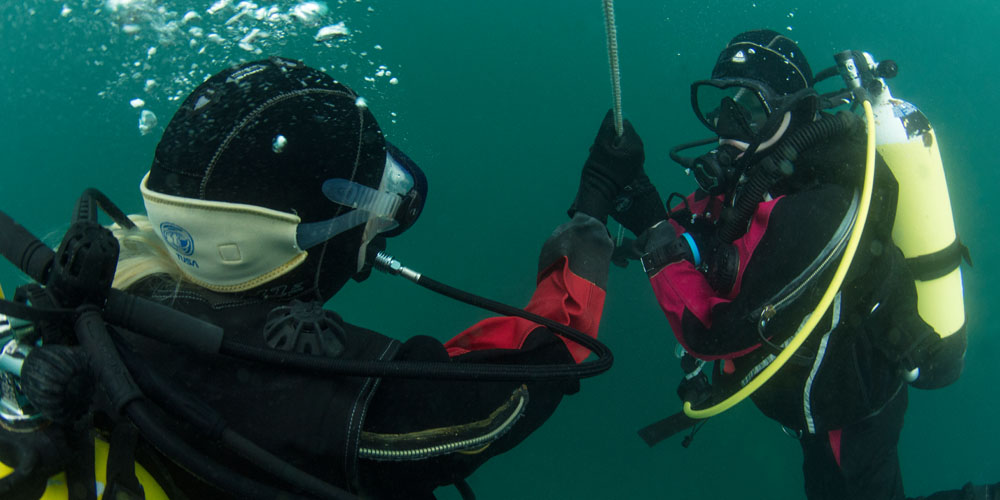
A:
358 215 612 497
357 326 582 498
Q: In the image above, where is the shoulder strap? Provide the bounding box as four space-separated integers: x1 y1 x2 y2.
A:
104 421 145 500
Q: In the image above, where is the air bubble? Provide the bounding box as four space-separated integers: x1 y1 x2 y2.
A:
207 0 231 15
315 21 349 42
272 134 288 153
138 110 158 135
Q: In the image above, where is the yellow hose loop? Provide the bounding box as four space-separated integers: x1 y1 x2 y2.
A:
683 100 878 419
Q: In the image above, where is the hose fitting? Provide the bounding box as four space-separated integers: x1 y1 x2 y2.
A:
372 251 421 283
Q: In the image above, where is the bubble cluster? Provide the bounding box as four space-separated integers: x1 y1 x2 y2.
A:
48 0 400 135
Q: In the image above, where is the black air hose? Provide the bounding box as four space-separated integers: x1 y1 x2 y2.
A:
74 188 136 229
217 270 613 382
0 210 55 283
716 111 860 245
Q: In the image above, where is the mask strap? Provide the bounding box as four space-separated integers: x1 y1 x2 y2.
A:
296 179 404 250
297 210 375 250
322 179 403 218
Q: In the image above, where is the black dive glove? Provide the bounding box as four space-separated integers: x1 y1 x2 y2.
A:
611 174 668 236
538 213 614 289
611 220 696 276
568 110 645 223
880 314 967 390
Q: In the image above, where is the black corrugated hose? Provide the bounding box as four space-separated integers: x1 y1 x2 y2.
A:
716 111 860 245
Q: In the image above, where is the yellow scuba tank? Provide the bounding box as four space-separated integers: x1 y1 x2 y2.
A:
855 52 967 338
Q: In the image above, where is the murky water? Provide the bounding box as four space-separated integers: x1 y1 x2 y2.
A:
2 1 997 498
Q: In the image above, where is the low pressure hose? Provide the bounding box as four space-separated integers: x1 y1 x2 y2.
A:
219 321 612 381
768 110 860 174
715 157 792 245
212 252 613 382
371 250 613 377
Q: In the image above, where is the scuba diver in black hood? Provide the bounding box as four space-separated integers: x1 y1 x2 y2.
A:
610 30 994 499
0 56 638 499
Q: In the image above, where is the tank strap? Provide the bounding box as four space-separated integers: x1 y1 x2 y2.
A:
905 237 972 282
64 418 98 500
105 422 145 500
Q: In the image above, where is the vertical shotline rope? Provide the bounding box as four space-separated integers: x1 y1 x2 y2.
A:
603 0 625 241
602 0 624 137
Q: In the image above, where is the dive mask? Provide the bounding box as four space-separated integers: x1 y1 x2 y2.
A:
692 78 818 156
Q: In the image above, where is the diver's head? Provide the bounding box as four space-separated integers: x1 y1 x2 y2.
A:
692 30 818 160
142 57 426 301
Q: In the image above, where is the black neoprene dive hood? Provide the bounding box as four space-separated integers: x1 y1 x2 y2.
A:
148 56 398 301
674 30 823 195
712 29 814 94
704 30 818 155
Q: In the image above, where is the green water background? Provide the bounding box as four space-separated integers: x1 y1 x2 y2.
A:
2 0 997 498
